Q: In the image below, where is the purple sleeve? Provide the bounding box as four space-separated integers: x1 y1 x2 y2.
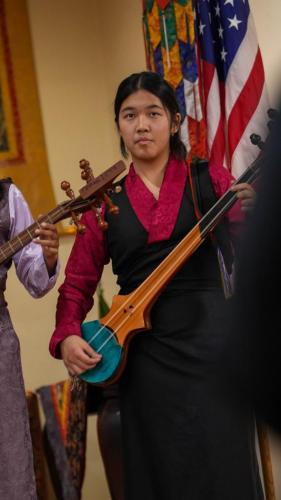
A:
49 209 109 358
9 184 59 297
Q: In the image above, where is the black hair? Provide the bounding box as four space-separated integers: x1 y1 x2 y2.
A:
0 177 12 201
114 71 187 160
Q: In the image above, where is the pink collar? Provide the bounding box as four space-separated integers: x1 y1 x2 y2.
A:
124 157 187 243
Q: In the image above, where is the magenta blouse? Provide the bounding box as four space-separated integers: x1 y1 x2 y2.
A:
50 158 243 358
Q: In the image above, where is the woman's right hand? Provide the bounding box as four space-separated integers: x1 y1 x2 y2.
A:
61 335 102 376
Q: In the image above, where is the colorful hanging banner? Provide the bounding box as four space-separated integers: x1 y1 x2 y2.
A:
143 0 207 160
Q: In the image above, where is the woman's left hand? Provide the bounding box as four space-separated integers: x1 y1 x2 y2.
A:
230 182 256 212
34 222 59 275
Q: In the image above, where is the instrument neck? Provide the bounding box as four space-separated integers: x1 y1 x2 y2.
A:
0 205 64 265
129 158 260 311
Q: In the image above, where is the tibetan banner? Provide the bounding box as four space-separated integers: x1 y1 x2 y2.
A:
143 0 207 160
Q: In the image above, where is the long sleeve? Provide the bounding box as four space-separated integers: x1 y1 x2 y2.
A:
209 163 246 242
9 184 59 297
49 209 109 358
209 163 245 224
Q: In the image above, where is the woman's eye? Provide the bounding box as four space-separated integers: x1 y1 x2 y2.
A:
149 111 161 117
124 113 135 120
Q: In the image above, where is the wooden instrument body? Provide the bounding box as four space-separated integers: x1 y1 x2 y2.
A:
80 225 204 386
79 146 264 386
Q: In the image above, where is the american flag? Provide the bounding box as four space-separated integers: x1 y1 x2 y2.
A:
195 0 269 178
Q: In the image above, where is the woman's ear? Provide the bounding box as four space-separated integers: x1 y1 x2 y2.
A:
115 120 121 134
171 112 181 135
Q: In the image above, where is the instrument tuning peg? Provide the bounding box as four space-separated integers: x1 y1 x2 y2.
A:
78 159 123 231
80 158 94 183
91 189 120 230
267 108 279 120
61 180 86 234
106 185 122 196
94 205 109 231
267 120 275 131
250 133 265 150
103 193 119 215
266 109 279 133
61 180 75 200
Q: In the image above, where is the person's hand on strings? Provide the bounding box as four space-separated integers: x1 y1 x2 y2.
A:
60 335 102 376
34 220 59 275
231 182 256 212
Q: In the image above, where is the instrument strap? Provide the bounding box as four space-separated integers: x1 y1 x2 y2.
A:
187 157 233 298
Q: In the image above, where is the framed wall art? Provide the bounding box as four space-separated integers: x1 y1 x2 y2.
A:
0 0 57 219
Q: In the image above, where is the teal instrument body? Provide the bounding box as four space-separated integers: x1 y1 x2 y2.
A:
79 320 123 384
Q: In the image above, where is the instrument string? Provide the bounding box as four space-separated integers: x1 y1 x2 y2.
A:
87 226 202 352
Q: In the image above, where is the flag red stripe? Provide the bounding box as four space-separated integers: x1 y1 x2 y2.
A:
210 115 225 166
227 49 265 159
202 61 216 105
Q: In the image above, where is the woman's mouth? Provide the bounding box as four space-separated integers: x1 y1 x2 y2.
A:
135 138 152 145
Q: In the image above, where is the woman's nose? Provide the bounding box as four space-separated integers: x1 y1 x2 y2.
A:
136 114 149 131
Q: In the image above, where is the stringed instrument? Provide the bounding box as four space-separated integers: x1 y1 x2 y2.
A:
0 160 126 266
79 130 268 387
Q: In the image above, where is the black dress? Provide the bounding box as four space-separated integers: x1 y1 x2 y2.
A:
106 179 264 500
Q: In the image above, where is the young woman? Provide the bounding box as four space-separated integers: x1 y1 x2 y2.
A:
0 178 59 499
50 72 263 500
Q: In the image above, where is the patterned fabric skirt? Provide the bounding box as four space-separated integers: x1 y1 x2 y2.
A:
0 306 37 500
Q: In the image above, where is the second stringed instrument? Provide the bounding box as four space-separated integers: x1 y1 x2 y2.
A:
79 130 269 387
0 160 126 266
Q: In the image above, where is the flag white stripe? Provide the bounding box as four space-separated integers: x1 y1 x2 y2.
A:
225 13 259 119
206 70 221 153
230 84 270 178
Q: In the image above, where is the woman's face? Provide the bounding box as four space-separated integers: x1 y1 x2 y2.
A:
118 89 178 164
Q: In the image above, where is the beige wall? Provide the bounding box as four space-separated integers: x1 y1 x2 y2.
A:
249 0 281 103
4 1 281 498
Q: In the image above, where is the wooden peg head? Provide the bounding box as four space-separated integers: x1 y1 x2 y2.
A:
61 180 75 199
103 192 119 215
93 204 109 231
80 159 94 183
250 134 265 150
97 218 109 231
